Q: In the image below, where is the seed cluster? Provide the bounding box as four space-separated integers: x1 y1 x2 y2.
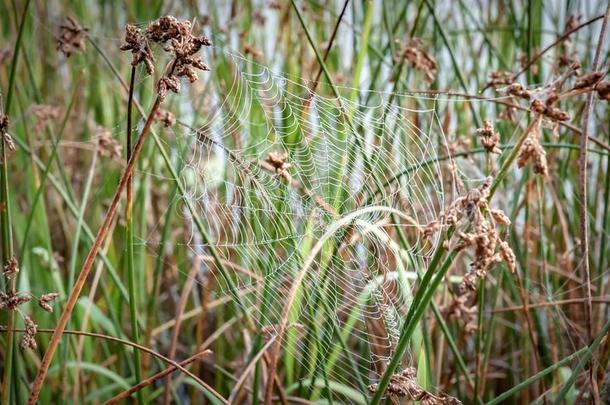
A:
3 256 18 279
1 114 15 152
264 151 292 182
477 120 501 154
0 257 58 351
154 108 177 127
31 104 62 133
517 120 548 175
95 126 122 160
437 178 516 293
399 38 437 84
56 16 88 57
120 16 212 100
368 367 462 404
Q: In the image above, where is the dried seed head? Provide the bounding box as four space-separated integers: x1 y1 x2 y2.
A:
477 120 501 154
144 15 212 100
95 126 122 160
32 105 61 133
400 38 437 84
1 114 14 152
57 16 88 57
20 316 38 351
506 83 531 99
38 293 59 313
244 44 264 60
154 109 176 127
530 99 569 122
120 24 155 75
573 71 604 90
421 220 440 239
487 71 515 88
265 151 292 181
499 240 516 273
490 209 511 226
596 81 610 101
441 179 515 295
441 293 477 334
0 291 32 311
3 256 19 279
517 123 548 175
368 367 461 403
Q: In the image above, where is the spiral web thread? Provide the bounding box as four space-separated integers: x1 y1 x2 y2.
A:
176 48 454 392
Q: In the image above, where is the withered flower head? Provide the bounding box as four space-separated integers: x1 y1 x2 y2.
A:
3 256 19 279
0 291 32 311
441 293 477 334
154 108 177 127
487 71 515 88
400 38 437 84
38 293 60 313
368 367 462 404
438 178 515 294
596 80 610 101
477 120 501 154
95 126 122 160
120 24 155 75
57 16 89 57
1 114 14 152
121 15 212 85
530 99 570 122
32 105 61 133
573 71 604 90
20 316 38 351
517 122 548 175
264 151 292 181
506 83 531 100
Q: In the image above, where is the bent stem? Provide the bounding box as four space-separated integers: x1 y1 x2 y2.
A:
370 118 539 405
27 93 163 404
1 1 32 404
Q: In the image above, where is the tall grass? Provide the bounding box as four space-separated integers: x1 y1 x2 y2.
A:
1 1 610 404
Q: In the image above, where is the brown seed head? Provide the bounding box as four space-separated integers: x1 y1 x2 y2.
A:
0 291 32 311
154 109 177 127
596 80 610 101
476 120 501 154
400 38 437 84
3 256 19 279
573 71 604 90
265 151 292 181
57 16 88 57
1 114 14 152
20 316 38 351
95 126 122 160
38 293 60 313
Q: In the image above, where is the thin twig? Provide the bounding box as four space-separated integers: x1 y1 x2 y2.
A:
512 15 604 83
0 327 226 404
27 93 164 404
163 257 201 405
310 0 350 92
578 4 610 404
105 350 212 404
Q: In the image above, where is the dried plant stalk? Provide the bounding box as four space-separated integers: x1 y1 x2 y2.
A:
28 16 211 403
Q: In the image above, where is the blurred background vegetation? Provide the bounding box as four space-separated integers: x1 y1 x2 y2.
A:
1 0 610 403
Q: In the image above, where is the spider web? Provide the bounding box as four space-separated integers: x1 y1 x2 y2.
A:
177 48 453 394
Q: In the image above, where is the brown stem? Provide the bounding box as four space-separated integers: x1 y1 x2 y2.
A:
27 94 163 404
309 0 350 93
480 14 605 92
579 5 610 404
163 257 201 405
106 350 212 404
1 327 226 403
